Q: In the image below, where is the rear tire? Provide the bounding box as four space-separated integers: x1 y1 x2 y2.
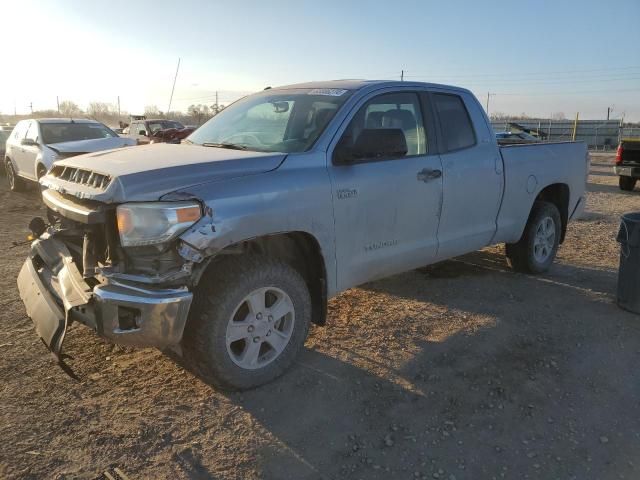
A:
619 176 636 192
182 254 311 390
5 160 25 192
506 201 561 274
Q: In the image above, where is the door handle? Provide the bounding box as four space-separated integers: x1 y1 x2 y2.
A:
417 168 442 182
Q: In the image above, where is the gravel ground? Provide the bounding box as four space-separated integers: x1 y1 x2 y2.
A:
1 153 640 480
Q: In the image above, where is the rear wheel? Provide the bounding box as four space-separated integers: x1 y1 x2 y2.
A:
506 201 561 274
183 254 312 390
619 176 637 192
5 160 25 192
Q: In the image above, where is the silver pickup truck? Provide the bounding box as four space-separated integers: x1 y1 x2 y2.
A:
18 80 588 389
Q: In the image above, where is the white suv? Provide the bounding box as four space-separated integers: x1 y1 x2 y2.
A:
4 118 136 192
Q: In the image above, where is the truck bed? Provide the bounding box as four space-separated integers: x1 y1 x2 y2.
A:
495 141 589 245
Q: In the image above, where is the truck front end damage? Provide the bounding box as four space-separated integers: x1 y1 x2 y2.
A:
17 186 198 360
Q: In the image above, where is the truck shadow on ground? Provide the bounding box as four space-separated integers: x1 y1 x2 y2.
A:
195 250 638 479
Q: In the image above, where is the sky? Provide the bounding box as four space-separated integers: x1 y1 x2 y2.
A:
1 0 639 121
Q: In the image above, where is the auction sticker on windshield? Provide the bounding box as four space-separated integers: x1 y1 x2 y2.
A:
308 89 348 96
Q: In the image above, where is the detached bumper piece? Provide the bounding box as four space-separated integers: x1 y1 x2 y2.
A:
17 233 193 363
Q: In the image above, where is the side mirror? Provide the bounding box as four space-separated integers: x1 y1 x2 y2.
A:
334 128 407 165
21 138 38 147
138 130 147 136
333 135 355 165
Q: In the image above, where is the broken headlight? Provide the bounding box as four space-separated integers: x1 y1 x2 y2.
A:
116 202 202 247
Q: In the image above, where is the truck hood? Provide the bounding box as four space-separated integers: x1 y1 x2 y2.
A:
47 136 135 155
40 143 287 203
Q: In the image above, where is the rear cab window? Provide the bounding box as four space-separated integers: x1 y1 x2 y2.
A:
433 93 476 152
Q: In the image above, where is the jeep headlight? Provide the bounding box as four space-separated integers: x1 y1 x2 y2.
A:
116 201 202 247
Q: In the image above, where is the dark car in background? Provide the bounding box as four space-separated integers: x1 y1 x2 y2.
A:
496 131 541 145
125 119 195 145
615 139 640 191
0 125 14 162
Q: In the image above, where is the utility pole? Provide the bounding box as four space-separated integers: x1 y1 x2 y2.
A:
56 96 60 114
486 92 494 116
572 112 579 141
117 96 121 118
607 107 610 121
29 102 33 114
400 70 404 81
215 91 219 113
167 57 181 114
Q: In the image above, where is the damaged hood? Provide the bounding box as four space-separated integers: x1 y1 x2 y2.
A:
47 136 135 155
40 143 287 203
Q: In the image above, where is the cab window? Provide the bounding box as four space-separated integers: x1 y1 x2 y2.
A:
334 92 427 163
25 122 39 143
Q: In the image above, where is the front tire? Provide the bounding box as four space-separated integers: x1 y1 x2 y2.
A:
619 176 637 192
183 255 311 390
506 201 561 274
5 160 25 192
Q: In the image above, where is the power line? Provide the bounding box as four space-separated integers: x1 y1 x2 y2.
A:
474 87 640 97
443 74 640 87
404 65 640 80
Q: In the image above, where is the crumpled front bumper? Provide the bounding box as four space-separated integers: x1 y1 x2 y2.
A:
17 234 193 355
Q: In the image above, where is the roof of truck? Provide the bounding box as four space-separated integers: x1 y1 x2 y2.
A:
273 79 470 94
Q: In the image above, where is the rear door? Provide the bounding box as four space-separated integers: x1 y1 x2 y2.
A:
329 90 443 290
430 91 503 260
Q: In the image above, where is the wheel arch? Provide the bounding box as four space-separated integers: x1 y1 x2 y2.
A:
199 231 328 326
36 162 47 179
533 183 570 243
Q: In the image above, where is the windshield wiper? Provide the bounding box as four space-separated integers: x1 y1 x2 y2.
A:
201 142 248 150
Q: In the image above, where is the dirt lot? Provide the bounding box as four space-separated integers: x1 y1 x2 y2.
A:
1 153 639 480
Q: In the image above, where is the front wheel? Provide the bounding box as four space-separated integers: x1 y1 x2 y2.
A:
183 255 311 390
619 176 637 192
506 201 561 274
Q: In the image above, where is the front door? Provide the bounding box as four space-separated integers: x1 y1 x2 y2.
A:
17 121 40 180
329 91 443 291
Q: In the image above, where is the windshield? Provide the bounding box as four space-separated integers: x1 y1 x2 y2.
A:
187 88 353 153
41 122 117 144
148 120 184 133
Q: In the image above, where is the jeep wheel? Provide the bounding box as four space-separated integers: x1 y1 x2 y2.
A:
619 176 636 192
506 201 561 274
6 160 25 192
183 255 311 390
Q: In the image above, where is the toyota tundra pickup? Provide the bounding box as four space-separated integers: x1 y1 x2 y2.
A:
17 80 589 390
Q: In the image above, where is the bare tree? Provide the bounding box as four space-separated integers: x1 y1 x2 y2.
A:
87 102 115 118
189 104 212 126
144 105 162 117
58 100 82 117
551 112 567 120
